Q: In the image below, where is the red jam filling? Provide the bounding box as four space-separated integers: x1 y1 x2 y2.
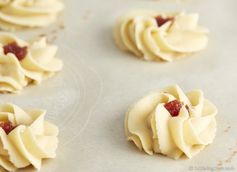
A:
0 121 16 134
164 100 182 117
3 42 28 61
155 16 174 27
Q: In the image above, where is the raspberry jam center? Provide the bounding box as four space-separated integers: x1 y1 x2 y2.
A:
0 121 16 134
164 100 182 117
155 16 174 27
3 42 28 61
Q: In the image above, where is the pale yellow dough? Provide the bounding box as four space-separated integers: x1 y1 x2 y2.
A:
0 32 63 93
0 103 59 171
114 11 209 62
125 85 217 159
0 0 64 30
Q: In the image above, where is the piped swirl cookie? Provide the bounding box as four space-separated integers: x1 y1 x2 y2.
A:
0 0 64 30
125 85 217 159
0 103 59 171
114 11 208 62
0 32 63 93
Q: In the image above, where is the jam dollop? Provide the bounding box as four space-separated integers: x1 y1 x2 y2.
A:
0 121 16 134
164 100 182 117
155 16 174 27
3 42 28 61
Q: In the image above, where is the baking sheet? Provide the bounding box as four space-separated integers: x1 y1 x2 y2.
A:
1 0 237 171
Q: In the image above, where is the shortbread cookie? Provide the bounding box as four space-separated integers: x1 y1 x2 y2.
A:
0 0 64 30
125 85 217 159
114 11 208 61
0 103 59 171
0 32 63 93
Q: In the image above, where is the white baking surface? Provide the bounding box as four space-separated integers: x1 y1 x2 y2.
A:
1 0 237 171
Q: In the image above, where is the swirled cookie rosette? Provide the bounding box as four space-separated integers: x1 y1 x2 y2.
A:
114 11 209 62
0 103 59 171
0 0 64 30
0 32 63 93
125 85 217 159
